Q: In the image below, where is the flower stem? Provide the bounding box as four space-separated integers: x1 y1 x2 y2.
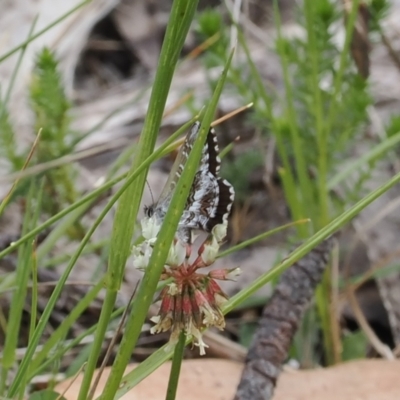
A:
165 330 186 400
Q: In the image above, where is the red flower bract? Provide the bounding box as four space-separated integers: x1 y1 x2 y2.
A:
150 234 239 355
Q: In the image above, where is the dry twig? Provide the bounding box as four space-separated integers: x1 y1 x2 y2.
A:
234 237 334 400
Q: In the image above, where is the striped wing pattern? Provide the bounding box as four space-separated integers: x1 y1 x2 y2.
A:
145 122 234 243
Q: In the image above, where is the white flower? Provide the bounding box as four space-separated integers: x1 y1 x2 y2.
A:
226 267 241 280
167 282 179 296
131 244 142 258
141 216 161 242
133 254 148 269
166 240 186 267
188 324 209 356
200 237 220 265
201 303 219 326
214 293 228 308
212 222 227 242
150 315 161 332
150 314 172 334
132 241 153 269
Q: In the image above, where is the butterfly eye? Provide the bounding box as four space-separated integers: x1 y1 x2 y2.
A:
144 205 154 217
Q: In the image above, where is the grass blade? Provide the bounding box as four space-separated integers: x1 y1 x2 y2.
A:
78 2 200 399
1 179 44 394
115 166 400 398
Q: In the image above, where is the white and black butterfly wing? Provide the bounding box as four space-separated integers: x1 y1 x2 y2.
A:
180 127 234 233
158 122 201 204
145 122 234 243
146 122 201 220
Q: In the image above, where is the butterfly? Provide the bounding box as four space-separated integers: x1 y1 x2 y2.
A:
144 122 235 244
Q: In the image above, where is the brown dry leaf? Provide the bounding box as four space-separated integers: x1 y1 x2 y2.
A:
55 358 400 400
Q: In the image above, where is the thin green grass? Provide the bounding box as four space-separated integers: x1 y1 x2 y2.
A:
6 123 195 399
165 331 186 400
0 179 43 394
114 164 400 397
197 0 398 366
78 1 201 398
97 37 232 400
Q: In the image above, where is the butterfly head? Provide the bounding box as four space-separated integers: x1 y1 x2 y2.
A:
144 204 155 218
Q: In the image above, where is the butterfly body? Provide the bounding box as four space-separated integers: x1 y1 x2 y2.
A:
145 122 234 244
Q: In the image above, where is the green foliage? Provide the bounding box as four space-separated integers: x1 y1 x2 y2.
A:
1 179 44 393
197 0 399 368
291 307 320 367
196 9 256 106
272 2 371 216
28 390 67 400
1 47 81 215
369 0 391 31
30 48 71 156
29 48 79 213
385 114 400 138
0 104 24 170
238 319 258 348
198 1 373 224
195 8 229 67
341 330 368 361
197 8 223 39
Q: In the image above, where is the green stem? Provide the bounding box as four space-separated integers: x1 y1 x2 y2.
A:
325 0 360 135
236 27 304 227
218 219 310 258
274 0 314 235
0 173 124 260
28 279 104 374
328 131 400 189
84 291 118 400
1 180 43 394
29 305 124 379
165 331 186 400
317 0 360 366
8 124 188 397
304 0 328 228
303 0 332 365
81 1 200 399
114 166 400 398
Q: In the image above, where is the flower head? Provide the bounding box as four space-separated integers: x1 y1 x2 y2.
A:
133 214 239 355
153 228 239 355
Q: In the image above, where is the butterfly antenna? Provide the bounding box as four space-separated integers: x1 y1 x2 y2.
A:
146 180 155 205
